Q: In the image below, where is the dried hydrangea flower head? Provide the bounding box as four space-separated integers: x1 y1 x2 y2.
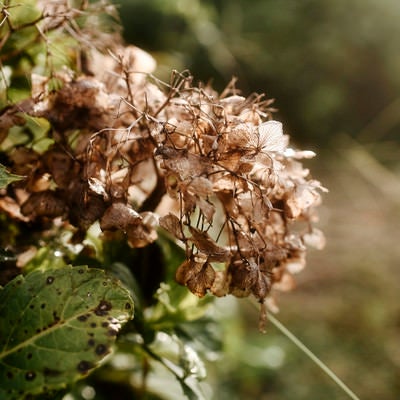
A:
152 83 327 328
0 1 326 329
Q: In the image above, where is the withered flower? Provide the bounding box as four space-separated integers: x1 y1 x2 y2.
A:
0 1 326 328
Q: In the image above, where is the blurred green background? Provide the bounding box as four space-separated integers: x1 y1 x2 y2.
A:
115 0 400 398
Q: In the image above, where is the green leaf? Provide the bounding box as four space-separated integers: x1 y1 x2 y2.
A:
0 266 134 399
0 164 24 189
22 246 68 275
146 332 208 400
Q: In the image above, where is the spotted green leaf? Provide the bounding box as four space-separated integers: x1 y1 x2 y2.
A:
0 266 134 399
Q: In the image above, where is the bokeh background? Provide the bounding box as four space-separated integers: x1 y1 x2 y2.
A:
115 0 400 398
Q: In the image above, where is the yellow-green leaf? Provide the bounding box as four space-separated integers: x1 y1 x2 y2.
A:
0 164 24 189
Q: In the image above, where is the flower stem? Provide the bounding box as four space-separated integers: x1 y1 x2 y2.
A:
266 310 360 400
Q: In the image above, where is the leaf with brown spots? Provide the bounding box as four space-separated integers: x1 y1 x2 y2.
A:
0 266 134 399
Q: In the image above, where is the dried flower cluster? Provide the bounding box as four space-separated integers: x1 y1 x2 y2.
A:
0 1 326 326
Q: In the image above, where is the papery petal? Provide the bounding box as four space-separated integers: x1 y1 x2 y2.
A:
186 262 216 297
189 226 231 262
303 228 326 250
159 213 185 241
257 121 288 152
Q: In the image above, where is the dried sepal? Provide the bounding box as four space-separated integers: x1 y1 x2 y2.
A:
159 213 185 241
210 270 229 297
176 259 216 298
100 202 141 231
302 228 326 250
67 184 107 231
126 211 158 248
0 196 29 222
256 121 288 153
228 259 259 298
21 190 67 220
188 227 231 263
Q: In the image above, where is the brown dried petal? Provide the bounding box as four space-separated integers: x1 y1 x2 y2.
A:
256 121 288 152
44 148 77 189
156 147 210 180
251 271 272 301
120 45 157 75
262 247 288 269
28 173 51 193
284 253 306 274
9 147 39 174
210 270 229 297
228 260 259 297
284 148 316 159
100 203 141 231
216 151 245 172
187 177 213 198
126 222 158 248
159 213 185 241
285 183 321 218
215 191 239 217
236 160 254 174
189 226 230 262
88 177 108 198
21 191 67 219
197 197 215 224
237 192 269 223
65 180 107 230
175 259 202 286
272 272 296 291
219 95 247 114
0 99 33 141
302 228 326 250
225 123 252 149
186 262 216 298
0 196 29 221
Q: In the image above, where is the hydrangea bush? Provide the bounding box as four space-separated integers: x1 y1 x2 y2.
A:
0 1 326 398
